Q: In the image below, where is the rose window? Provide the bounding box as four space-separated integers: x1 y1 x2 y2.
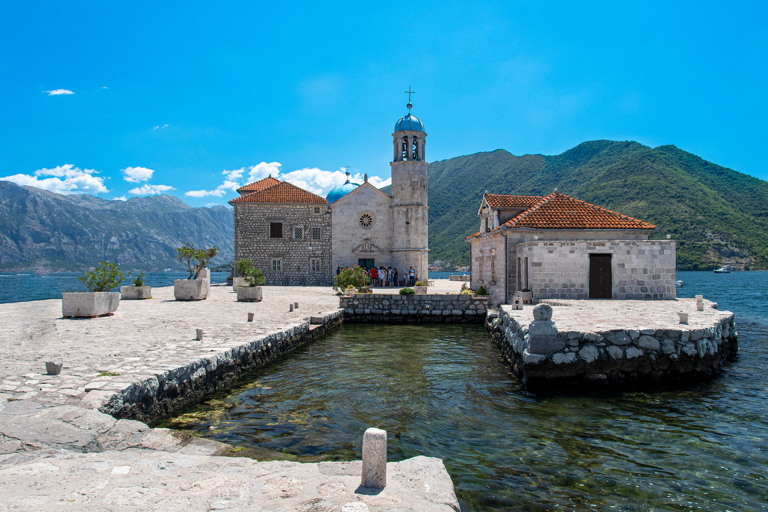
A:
359 213 373 228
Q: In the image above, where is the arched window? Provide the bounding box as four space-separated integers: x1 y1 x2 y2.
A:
401 137 409 160
412 139 419 161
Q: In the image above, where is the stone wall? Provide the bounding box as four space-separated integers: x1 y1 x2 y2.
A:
516 240 676 300
101 311 343 422
233 203 332 286
487 303 737 389
340 294 487 323
448 274 470 282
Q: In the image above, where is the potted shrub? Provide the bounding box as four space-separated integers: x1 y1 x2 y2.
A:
232 259 251 291
235 259 265 302
120 271 152 300
63 261 125 318
413 281 428 295
174 243 219 301
399 287 415 296
333 266 370 296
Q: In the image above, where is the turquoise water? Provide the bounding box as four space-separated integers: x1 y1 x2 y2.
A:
160 271 768 511
0 271 230 304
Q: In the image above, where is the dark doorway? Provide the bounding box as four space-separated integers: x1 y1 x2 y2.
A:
358 259 374 269
589 254 612 299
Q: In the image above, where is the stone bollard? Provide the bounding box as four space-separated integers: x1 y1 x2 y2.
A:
294 302 299 309
45 362 62 375
678 312 689 324
695 295 703 302
361 428 387 488
247 313 254 322
289 304 294 312
196 329 204 341
696 302 704 311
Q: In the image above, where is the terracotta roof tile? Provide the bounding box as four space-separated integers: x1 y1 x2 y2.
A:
485 194 543 208
236 176 281 195
466 230 481 240
230 181 327 205
501 193 656 230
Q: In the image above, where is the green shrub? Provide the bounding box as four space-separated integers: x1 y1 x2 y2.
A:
476 286 489 296
414 281 426 287
235 259 266 287
334 266 370 292
131 271 145 287
399 287 415 295
176 242 220 279
78 262 126 292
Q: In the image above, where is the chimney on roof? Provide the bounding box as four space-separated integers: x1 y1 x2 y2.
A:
554 188 558 194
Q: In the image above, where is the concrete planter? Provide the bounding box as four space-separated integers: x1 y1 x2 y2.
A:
414 286 428 295
120 285 152 300
174 279 208 301
236 286 263 302
62 292 120 318
232 277 247 291
344 289 356 297
517 291 533 303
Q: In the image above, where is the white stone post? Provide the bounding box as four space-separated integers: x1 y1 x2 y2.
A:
361 427 387 488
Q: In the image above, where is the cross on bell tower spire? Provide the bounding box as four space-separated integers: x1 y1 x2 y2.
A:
405 86 415 111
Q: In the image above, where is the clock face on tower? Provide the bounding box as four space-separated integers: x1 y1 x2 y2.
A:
359 213 373 228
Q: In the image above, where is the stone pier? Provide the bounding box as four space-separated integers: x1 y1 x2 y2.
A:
486 299 737 388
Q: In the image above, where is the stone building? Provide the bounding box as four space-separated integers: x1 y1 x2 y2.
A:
467 192 676 304
230 102 430 285
230 179 332 285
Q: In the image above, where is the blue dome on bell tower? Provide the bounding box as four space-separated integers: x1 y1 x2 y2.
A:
394 113 424 132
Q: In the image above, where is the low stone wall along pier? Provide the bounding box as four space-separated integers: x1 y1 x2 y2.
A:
340 293 488 323
487 299 737 388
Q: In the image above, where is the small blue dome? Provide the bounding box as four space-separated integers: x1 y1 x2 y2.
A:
326 180 360 204
394 113 424 132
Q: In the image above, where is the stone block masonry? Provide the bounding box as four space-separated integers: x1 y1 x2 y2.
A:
102 311 343 422
486 299 737 389
340 294 487 323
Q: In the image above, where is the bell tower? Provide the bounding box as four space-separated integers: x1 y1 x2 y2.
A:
390 89 428 282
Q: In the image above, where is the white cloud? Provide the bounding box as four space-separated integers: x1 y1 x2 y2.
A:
1 164 108 194
128 184 174 195
153 124 169 130
247 162 282 183
121 166 154 183
113 196 127 201
45 89 74 96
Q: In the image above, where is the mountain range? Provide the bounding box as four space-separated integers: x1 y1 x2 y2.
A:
0 181 233 271
3 140 767 272
382 140 768 270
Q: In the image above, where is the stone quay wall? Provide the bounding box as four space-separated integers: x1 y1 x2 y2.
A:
486 303 737 389
448 274 471 282
101 311 343 423
340 294 487 323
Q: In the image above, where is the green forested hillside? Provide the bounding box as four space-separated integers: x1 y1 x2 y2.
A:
384 141 768 270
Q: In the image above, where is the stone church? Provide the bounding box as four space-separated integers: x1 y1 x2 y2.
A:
467 192 677 305
230 103 429 286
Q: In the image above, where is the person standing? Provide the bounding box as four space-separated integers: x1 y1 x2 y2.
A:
370 266 377 287
408 266 415 286
393 268 399 287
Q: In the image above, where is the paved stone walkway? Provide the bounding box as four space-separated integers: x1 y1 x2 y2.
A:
0 282 460 511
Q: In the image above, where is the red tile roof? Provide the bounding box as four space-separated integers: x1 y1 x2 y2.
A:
466 192 655 239
484 194 543 208
229 181 327 205
236 176 281 195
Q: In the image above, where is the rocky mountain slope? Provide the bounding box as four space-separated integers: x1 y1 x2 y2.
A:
384 141 768 270
0 181 233 271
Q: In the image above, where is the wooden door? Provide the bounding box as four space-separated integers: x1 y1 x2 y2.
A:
589 254 612 298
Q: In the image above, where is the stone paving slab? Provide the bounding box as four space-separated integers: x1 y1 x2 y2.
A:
508 298 733 332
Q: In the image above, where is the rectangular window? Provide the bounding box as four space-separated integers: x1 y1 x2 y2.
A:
311 258 321 272
312 227 321 240
272 259 282 272
314 207 321 214
270 222 283 239
293 226 304 240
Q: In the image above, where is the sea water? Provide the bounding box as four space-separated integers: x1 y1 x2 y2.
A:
159 271 768 511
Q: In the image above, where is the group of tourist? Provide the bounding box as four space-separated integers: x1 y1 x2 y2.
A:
335 265 420 287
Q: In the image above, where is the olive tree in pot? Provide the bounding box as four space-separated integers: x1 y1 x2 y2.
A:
235 259 266 301
120 271 152 299
63 262 125 318
174 243 219 301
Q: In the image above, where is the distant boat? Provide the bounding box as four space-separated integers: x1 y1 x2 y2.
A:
714 265 731 273
676 280 683 288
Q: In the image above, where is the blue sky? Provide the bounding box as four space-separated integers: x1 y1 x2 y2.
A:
1 1 766 206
